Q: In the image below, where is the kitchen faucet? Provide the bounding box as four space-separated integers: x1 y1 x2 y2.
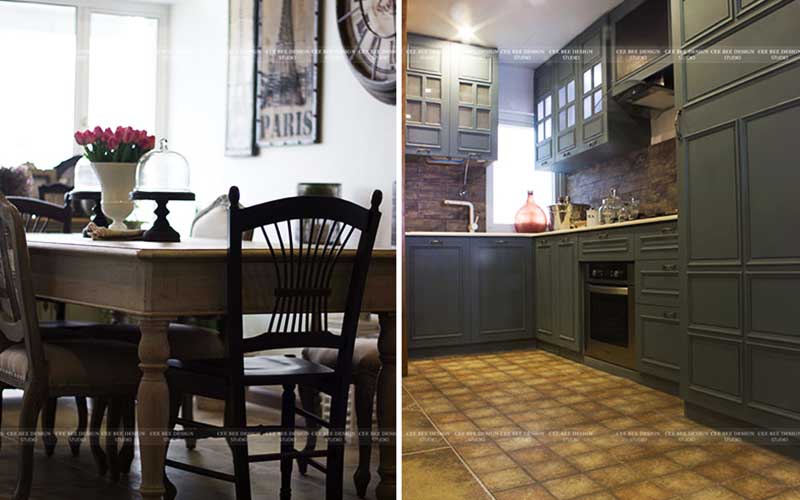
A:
444 200 479 233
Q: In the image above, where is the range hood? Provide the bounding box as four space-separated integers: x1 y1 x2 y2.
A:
614 66 675 112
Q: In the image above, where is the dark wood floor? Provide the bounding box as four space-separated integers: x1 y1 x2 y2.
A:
0 390 374 500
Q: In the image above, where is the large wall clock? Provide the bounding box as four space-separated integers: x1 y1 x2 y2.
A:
336 0 396 105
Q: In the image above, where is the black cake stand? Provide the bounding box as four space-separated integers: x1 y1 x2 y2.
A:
66 190 110 237
130 190 196 242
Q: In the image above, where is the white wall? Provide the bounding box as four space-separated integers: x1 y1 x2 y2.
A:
167 0 396 248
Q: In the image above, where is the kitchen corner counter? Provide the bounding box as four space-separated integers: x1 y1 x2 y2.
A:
406 214 678 239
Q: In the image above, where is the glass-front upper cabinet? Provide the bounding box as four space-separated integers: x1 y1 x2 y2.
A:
450 42 498 162
579 20 608 149
534 60 555 168
556 44 580 159
405 35 451 156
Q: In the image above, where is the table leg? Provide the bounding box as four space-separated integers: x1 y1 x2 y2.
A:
375 312 396 500
136 317 172 500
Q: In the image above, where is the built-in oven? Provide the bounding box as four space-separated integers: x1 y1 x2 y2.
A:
584 262 636 370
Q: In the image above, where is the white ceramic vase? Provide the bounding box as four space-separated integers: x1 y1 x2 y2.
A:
91 162 137 231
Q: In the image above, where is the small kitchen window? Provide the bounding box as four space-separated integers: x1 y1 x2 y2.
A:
487 123 557 231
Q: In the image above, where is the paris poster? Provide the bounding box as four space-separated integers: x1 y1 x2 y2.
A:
256 0 320 147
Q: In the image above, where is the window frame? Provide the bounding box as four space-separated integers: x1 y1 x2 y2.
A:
486 121 562 233
5 0 170 156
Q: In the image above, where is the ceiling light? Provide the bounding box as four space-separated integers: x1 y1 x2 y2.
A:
456 25 476 42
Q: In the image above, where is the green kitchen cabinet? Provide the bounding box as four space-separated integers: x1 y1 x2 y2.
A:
536 15 651 174
610 0 672 91
405 35 451 157
535 235 581 352
534 59 556 169
406 236 471 349
673 0 800 429
450 43 499 162
555 43 581 162
405 34 499 161
470 238 534 342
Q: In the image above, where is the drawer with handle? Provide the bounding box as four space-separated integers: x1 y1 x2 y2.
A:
636 222 679 260
578 230 634 261
637 303 681 382
635 259 680 307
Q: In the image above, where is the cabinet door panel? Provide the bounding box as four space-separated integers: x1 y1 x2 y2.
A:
689 334 742 399
748 344 800 421
407 238 470 348
748 273 800 342
680 0 732 44
535 240 556 341
685 125 740 264
451 43 498 161
684 2 800 100
744 99 800 264
638 304 681 382
556 238 580 351
636 223 679 260
472 239 532 341
687 273 741 334
406 35 450 156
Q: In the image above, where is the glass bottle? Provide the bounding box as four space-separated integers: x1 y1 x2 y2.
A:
514 191 549 233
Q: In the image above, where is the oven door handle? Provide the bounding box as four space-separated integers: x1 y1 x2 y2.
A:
586 284 630 296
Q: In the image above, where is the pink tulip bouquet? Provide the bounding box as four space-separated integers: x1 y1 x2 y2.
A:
74 126 156 163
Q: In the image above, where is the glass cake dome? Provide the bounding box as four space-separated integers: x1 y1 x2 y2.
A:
134 138 191 193
73 156 101 192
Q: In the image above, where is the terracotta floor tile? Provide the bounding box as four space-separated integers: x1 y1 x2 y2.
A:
464 407 501 420
402 408 447 454
769 490 800 500
524 459 580 482
477 467 536 492
511 446 560 465
495 434 541 452
652 470 714 496
428 411 469 425
575 493 617 500
627 456 683 476
565 450 619 472
494 484 558 500
455 441 504 459
684 486 746 500
612 480 675 500
694 460 749 483
760 461 800 487
666 446 718 467
542 474 603 500
549 441 595 458
725 473 789 499
465 452 518 474
403 448 491 500
587 463 644 488
729 449 784 471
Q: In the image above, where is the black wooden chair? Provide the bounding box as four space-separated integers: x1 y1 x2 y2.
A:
164 186 382 500
0 194 142 500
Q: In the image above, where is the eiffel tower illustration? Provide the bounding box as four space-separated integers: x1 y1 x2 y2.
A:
265 0 306 107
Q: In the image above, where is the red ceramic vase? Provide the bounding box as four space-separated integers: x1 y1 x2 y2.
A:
514 191 548 233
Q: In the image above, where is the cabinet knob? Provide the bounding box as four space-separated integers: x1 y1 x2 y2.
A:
597 233 609 240
564 151 571 157
588 140 598 147
417 148 431 154
430 240 443 245
663 311 678 320
662 263 677 272
662 226 677 234
495 240 508 245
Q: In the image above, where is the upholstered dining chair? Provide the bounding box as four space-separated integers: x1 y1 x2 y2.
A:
162 187 382 500
0 194 143 500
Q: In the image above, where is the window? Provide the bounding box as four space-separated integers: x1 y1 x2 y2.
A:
488 124 557 230
0 0 168 169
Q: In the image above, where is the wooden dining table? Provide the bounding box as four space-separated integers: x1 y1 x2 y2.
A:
26 233 397 500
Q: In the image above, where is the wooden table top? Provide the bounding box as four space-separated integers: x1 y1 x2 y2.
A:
26 233 397 261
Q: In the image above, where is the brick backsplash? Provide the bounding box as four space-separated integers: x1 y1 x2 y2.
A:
566 139 678 216
404 156 487 233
